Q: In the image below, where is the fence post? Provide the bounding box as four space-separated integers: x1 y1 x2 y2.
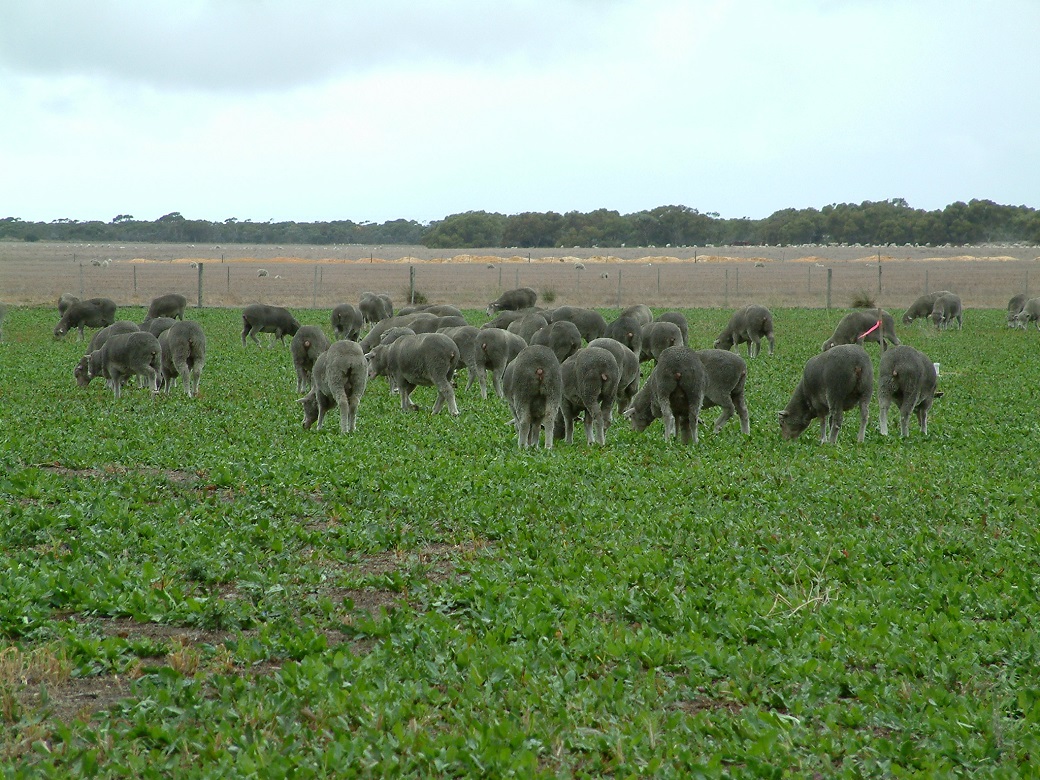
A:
197 262 204 308
227 266 230 294
657 266 661 296
877 253 882 296
826 268 832 310
498 266 502 290
409 265 416 304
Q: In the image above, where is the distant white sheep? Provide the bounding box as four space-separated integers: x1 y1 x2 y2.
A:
600 272 609 279
257 269 269 278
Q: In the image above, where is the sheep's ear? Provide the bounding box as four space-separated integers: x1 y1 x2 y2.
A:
933 391 944 400
778 410 787 419
622 407 634 419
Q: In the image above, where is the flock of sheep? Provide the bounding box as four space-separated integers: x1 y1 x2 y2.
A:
49 285 1032 446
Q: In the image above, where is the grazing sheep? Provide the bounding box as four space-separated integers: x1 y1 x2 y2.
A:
378 326 418 346
141 317 177 338
482 308 536 330
359 313 426 352
54 297 117 340
545 306 607 343
623 346 705 444
902 291 950 324
158 320 207 397
438 325 482 392
359 292 393 325
290 325 331 393
474 327 527 399
714 304 775 357
604 313 643 357
241 304 300 347
77 331 162 398
559 346 620 446
620 304 653 327
1014 297 1040 330
930 292 963 330
654 311 689 346
331 303 365 341
58 293 80 317
693 349 750 434
638 320 683 363
144 293 187 322
487 287 538 316
397 303 464 318
85 320 140 355
779 344 873 443
877 345 939 437
366 332 460 415
405 313 467 335
1007 293 1028 327
503 345 564 448
300 340 368 433
821 309 899 352
587 337 640 416
507 312 549 344
531 320 582 364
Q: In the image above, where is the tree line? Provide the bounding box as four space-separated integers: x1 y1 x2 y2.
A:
2 199 1037 249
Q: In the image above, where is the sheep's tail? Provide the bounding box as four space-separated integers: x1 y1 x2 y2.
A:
535 367 545 385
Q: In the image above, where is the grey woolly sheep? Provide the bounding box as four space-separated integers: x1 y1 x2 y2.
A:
473 327 527 399
1007 293 1028 327
58 293 80 317
77 331 162 398
531 320 582 364
930 292 963 330
693 349 750 434
507 312 550 344
482 309 535 330
623 346 705 445
604 313 643 357
545 306 607 343
714 304 775 357
486 287 537 316
290 325 332 393
821 310 899 352
241 304 300 347
438 325 482 392
144 293 187 322
779 344 873 443
54 297 117 340
1014 297 1040 330
902 291 950 324
654 311 689 346
158 320 207 397
300 340 368 433
141 317 177 338
620 304 653 327
366 332 460 415
877 345 939 437
502 344 563 448
331 303 365 341
638 321 683 363
559 346 620 446
359 292 393 325
587 337 640 416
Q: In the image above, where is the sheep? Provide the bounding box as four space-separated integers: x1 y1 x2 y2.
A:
877 345 939 437
241 303 300 347
623 346 705 444
482 308 536 330
638 320 684 363
545 306 607 343
365 332 460 415
157 320 207 397
587 337 640 416
930 292 963 330
821 309 899 352
76 331 162 398
559 346 620 446
693 349 750 434
90 259 102 267
1014 297 1040 330
300 340 368 433
713 304 775 357
359 313 426 353
654 311 689 346
620 304 653 327
503 345 563 448
141 316 177 338
604 313 643 357
507 312 549 344
530 320 582 364
487 287 538 317
54 297 117 340
58 293 80 317
290 325 332 393
438 325 482 392
902 291 951 324
779 344 873 444
257 268 269 278
404 313 467 335
359 292 393 325
473 327 527 399
85 320 140 355
397 303 464 318
1007 293 1028 327
331 303 365 341
144 293 187 322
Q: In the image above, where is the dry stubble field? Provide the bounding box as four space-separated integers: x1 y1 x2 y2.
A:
1 241 1038 311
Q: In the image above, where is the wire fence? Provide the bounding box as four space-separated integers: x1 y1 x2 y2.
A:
1 244 1036 312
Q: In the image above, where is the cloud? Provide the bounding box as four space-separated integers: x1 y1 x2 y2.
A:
0 0 622 92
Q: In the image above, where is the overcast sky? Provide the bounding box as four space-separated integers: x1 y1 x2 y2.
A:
2 0 1037 226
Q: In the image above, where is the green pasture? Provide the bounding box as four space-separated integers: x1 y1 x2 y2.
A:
1 304 1038 777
